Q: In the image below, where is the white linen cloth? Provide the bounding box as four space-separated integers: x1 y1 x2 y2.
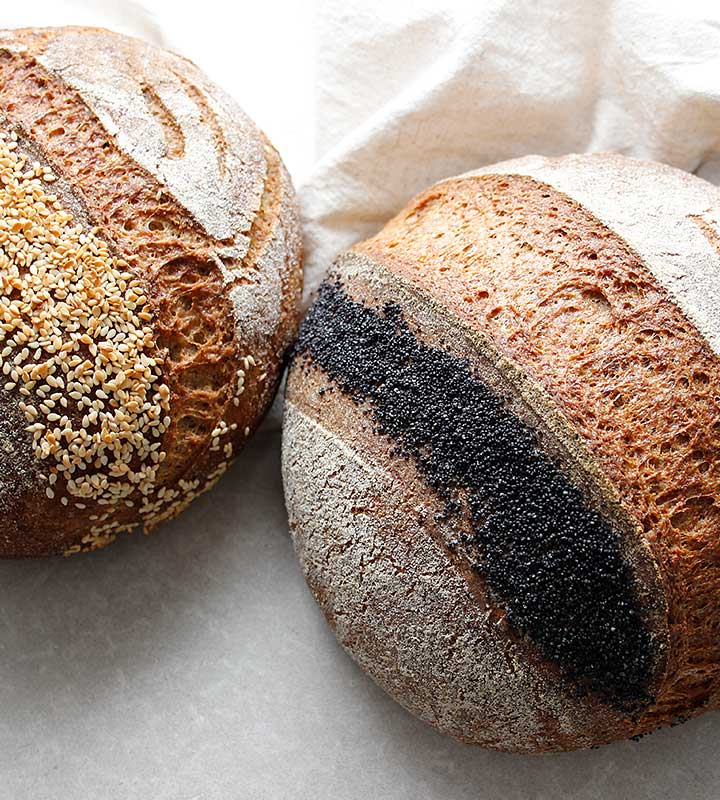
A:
301 0 720 302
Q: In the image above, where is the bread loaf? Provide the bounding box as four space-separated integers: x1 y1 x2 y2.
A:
0 27 302 557
282 153 720 752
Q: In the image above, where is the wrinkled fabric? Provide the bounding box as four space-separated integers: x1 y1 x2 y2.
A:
300 0 720 303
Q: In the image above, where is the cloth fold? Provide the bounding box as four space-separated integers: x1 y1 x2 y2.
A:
300 0 720 303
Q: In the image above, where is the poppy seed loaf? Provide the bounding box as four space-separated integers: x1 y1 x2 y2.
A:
282 153 720 752
0 26 302 557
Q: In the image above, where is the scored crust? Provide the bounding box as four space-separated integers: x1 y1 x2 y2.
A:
284 154 720 751
0 27 302 556
284 252 668 751
357 157 720 729
285 404 620 752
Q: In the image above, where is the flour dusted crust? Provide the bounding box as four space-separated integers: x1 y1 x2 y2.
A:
0 27 302 556
37 28 265 244
283 154 720 751
468 153 720 355
284 254 667 752
284 405 625 752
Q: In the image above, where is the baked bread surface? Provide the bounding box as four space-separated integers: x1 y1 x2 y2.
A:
283 153 720 752
0 26 302 556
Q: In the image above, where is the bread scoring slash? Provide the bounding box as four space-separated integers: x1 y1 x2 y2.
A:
0 27 302 556
282 153 720 751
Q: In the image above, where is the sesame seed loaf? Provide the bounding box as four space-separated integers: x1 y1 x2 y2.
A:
282 153 720 752
0 27 302 557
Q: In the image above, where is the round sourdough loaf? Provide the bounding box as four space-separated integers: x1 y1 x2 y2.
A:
282 153 720 752
0 27 302 557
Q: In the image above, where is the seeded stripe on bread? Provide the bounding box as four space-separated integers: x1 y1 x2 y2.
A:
285 253 666 751
283 154 720 751
0 27 302 556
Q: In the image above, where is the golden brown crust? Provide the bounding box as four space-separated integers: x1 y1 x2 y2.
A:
0 27 302 556
356 170 720 733
284 249 674 750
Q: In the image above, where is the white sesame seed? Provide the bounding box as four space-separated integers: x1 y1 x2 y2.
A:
0 132 171 517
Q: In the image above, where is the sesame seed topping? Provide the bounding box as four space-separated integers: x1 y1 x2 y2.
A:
0 128 171 516
0 127 259 554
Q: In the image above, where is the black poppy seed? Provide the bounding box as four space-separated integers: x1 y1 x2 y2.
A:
293 279 656 709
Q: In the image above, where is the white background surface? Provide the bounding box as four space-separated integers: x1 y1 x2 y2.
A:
2 1 720 798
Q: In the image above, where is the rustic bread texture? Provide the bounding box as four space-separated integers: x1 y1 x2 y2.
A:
284 253 668 751
284 154 720 751
0 27 302 556
469 154 720 354
285 404 626 752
